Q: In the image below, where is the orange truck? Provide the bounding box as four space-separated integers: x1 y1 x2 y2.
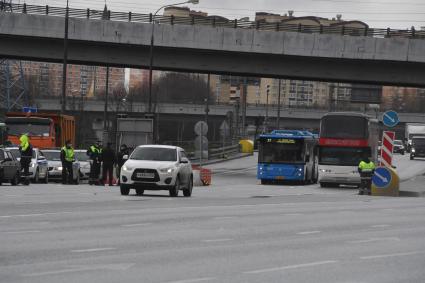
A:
5 112 75 149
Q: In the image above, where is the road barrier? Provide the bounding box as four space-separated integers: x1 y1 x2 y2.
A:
209 144 240 160
192 165 212 186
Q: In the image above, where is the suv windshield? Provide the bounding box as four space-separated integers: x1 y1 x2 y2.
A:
131 147 177 162
43 151 61 161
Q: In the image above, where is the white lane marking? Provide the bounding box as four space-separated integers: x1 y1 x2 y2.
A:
348 237 400 244
244 260 338 274
121 223 152 227
71 248 116 253
163 277 216 283
0 211 73 218
23 263 134 277
3 230 41 234
361 250 425 260
202 238 234 243
371 224 391 228
297 231 321 235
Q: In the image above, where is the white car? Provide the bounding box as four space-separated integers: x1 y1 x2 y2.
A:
74 149 91 180
7 147 49 183
43 149 81 184
120 145 193 197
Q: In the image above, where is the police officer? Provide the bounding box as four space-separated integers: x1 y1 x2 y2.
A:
19 134 32 185
61 140 75 184
101 142 116 186
358 156 376 195
116 144 130 185
87 140 102 185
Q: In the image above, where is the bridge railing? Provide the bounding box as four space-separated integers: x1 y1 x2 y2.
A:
1 2 424 39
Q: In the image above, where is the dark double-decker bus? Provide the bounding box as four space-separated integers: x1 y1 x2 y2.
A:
318 112 379 187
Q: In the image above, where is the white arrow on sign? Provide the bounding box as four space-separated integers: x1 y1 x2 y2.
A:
384 113 396 123
375 171 389 183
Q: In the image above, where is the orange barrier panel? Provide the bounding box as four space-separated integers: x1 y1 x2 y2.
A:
192 165 212 186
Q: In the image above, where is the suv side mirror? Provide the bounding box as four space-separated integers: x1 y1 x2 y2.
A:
123 155 129 160
180 157 189 164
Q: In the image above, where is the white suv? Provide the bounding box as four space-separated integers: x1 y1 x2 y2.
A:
120 145 193 197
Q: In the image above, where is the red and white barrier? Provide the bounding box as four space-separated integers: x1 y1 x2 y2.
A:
192 165 212 186
380 131 395 168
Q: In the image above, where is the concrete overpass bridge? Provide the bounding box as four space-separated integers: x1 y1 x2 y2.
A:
1 3 425 87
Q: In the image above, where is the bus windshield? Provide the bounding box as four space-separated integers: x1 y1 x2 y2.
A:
320 116 367 139
259 138 304 163
7 123 50 137
319 147 370 166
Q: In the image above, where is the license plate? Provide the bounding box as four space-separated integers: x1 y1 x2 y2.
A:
137 173 154 178
275 176 285 180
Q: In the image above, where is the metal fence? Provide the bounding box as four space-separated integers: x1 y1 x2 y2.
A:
1 2 424 39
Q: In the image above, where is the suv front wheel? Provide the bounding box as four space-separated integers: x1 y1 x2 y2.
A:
120 185 130 195
183 177 193 197
169 177 180 197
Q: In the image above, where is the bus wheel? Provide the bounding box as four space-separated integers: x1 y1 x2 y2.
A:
260 179 269 185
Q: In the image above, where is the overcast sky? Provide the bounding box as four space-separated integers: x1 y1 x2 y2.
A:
24 0 425 29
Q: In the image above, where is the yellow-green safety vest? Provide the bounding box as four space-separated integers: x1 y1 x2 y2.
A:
90 145 102 154
20 134 30 151
359 161 375 173
62 146 74 162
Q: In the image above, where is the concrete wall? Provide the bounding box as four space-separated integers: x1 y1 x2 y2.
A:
1 13 425 86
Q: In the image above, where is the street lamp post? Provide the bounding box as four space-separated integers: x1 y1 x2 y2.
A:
61 0 69 114
147 0 199 115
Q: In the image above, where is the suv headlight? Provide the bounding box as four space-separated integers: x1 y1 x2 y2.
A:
320 169 332 173
122 165 133 171
159 167 175 173
56 166 63 171
30 163 36 168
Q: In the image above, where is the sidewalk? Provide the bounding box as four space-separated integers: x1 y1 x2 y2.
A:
399 174 425 197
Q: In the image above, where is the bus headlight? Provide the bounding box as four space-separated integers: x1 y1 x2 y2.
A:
298 168 303 172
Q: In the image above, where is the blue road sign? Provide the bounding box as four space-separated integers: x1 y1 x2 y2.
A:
383 110 399 128
23 107 37 113
372 167 392 188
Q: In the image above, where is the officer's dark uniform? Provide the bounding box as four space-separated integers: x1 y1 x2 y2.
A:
358 157 376 195
87 142 102 185
116 144 129 184
61 142 75 184
19 134 32 185
101 143 116 186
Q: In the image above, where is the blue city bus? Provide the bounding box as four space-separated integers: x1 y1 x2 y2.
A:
257 130 319 184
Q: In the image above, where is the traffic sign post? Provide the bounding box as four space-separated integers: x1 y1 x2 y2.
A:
383 110 399 128
371 166 399 197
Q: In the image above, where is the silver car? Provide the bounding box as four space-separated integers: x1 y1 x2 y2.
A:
74 149 91 180
7 147 49 183
43 149 81 184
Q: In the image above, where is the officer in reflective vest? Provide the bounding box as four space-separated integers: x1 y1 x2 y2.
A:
19 133 33 185
61 140 75 184
87 140 102 185
358 156 376 195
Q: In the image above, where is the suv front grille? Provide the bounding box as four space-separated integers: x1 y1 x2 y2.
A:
131 168 160 182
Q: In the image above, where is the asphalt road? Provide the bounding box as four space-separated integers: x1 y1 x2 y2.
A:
1 154 425 283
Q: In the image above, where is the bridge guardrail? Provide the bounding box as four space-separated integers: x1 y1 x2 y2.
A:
1 2 424 39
